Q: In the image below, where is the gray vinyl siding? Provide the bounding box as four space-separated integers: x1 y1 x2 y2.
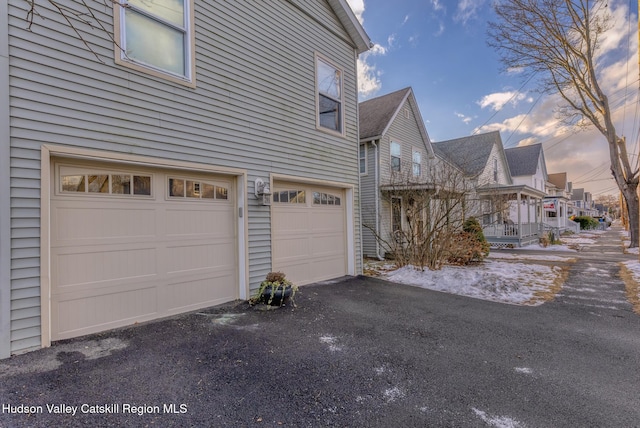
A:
7 0 363 354
360 141 378 258
373 100 430 248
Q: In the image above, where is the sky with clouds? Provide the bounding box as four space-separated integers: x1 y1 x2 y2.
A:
346 0 639 198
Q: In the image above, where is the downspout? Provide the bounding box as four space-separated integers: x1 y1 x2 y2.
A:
372 140 384 260
0 0 11 359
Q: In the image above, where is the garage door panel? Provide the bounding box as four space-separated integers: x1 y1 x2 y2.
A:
311 234 344 256
273 183 347 286
272 210 308 232
53 246 157 288
310 211 345 233
53 205 157 242
53 285 158 340
165 240 236 274
162 272 236 313
165 206 234 237
51 161 238 341
273 236 310 260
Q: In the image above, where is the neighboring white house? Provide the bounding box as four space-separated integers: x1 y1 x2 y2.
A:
1 0 371 357
571 188 598 216
505 143 547 225
433 132 546 247
546 172 580 233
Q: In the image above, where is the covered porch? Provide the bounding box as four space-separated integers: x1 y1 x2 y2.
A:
476 184 547 248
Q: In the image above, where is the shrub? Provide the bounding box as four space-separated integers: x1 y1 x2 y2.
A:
573 216 599 230
447 218 490 265
463 217 490 258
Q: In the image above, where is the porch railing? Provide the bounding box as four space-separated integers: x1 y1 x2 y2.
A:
482 223 541 238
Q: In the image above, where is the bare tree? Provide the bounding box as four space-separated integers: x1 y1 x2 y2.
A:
363 158 490 270
488 0 639 247
22 0 121 62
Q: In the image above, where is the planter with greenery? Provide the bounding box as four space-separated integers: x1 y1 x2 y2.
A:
250 271 298 307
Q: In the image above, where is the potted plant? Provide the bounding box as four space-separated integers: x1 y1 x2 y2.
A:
250 271 298 307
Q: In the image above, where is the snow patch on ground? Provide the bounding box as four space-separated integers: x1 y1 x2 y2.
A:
488 253 575 262
0 338 128 376
472 408 524 428
383 386 405 403
386 262 564 306
319 335 342 352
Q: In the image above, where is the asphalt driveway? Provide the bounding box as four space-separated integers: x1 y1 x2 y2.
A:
1 275 640 427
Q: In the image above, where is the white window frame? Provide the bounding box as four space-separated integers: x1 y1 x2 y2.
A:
412 148 422 178
315 53 344 136
390 141 401 172
114 0 196 87
359 143 367 175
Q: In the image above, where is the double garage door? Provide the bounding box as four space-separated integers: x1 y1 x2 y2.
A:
50 161 238 340
272 182 347 286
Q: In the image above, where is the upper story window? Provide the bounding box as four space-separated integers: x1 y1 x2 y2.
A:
115 0 195 86
359 144 367 175
412 149 422 178
391 141 401 172
493 158 498 182
316 56 343 134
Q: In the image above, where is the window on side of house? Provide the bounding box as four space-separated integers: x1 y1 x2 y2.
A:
390 141 401 172
359 144 367 175
493 158 498 182
412 149 421 178
316 56 343 134
115 0 194 85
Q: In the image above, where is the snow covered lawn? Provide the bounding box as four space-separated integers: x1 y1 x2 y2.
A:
383 261 567 306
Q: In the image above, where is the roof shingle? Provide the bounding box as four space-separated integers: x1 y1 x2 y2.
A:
359 88 412 140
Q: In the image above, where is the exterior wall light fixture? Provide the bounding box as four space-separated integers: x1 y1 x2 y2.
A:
255 178 272 206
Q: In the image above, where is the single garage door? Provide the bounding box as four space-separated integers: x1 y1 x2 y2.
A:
272 182 347 286
50 160 237 340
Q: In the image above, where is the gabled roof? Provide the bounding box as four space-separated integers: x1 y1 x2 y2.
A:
358 87 433 156
326 0 372 54
359 87 413 141
432 131 505 178
504 143 543 177
548 172 568 190
571 187 585 201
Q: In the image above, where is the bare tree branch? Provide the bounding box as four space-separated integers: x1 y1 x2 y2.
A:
487 0 640 247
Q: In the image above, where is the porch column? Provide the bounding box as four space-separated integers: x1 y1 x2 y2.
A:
517 192 522 239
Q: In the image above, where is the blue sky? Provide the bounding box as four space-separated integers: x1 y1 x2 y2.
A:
346 0 639 198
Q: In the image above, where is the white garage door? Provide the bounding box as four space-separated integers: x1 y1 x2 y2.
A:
50 161 238 340
272 182 347 286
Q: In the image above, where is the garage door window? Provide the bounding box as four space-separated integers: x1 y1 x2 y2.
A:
168 177 228 200
313 191 341 206
61 172 151 196
273 190 305 203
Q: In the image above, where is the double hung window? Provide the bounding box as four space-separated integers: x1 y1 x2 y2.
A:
116 0 194 85
316 57 343 134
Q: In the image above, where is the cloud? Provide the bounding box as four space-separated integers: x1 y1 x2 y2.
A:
431 0 445 12
346 0 365 23
402 15 410 25
454 0 486 24
477 1 639 196
455 111 473 124
346 0 387 97
477 91 530 111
